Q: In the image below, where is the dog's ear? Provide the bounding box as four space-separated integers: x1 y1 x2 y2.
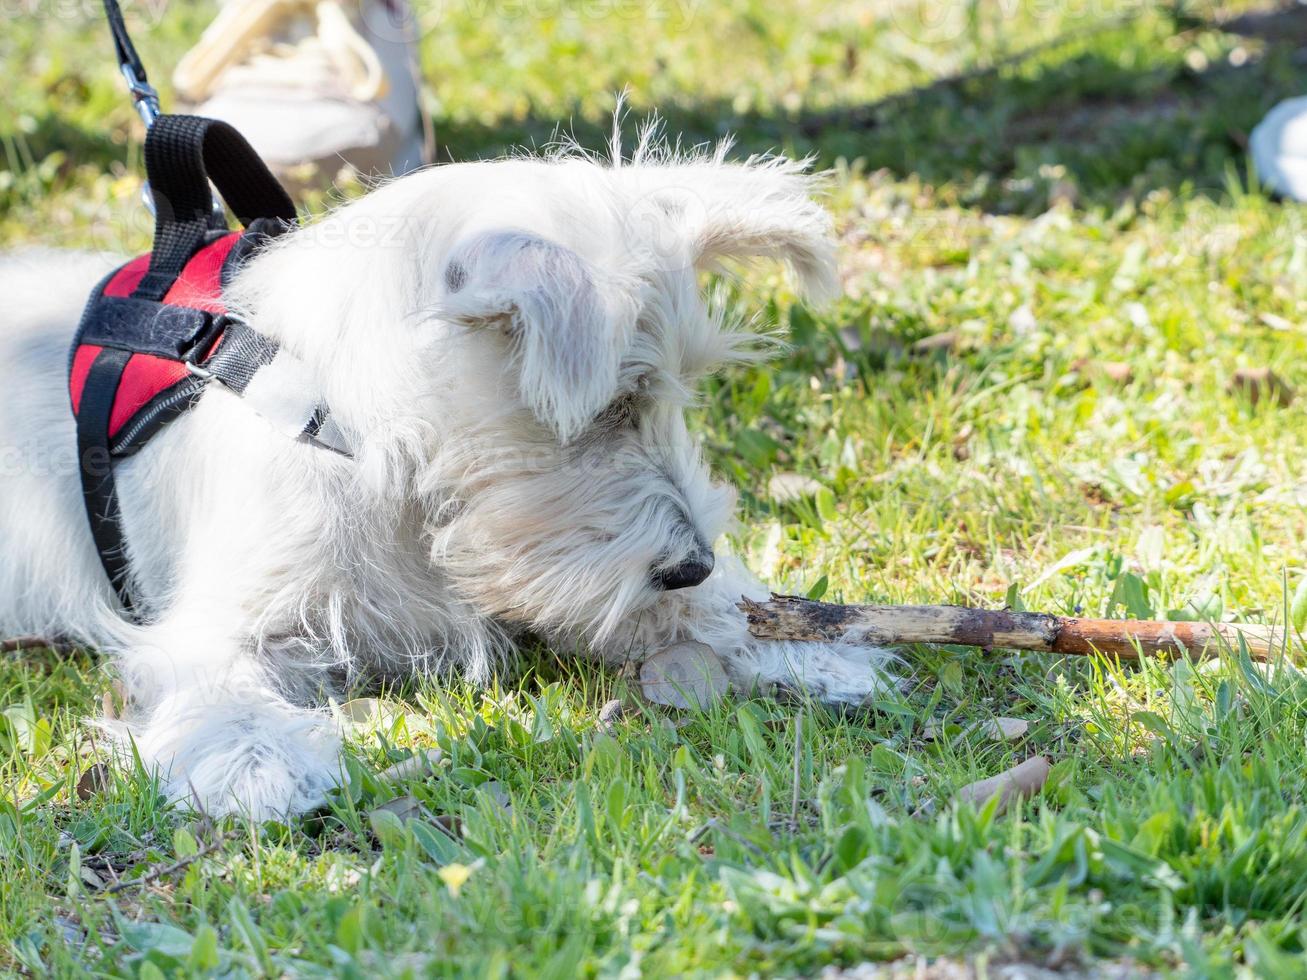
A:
439 230 633 442
631 158 839 301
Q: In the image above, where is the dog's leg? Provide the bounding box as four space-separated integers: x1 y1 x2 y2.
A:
111 604 341 820
630 557 899 705
98 396 349 820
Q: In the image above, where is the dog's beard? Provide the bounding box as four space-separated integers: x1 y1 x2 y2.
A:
423 429 733 643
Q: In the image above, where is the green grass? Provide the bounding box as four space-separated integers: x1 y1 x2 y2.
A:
7 0 1307 975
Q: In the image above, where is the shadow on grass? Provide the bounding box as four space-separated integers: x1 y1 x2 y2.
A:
436 3 1307 215
5 112 124 175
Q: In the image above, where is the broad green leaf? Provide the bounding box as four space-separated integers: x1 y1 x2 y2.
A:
172 827 198 860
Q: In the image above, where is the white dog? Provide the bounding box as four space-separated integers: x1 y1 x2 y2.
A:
0 135 893 818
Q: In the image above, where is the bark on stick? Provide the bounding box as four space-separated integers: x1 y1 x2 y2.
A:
739 595 1290 662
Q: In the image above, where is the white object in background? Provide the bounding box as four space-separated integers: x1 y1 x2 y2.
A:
1251 95 1307 201
173 0 428 181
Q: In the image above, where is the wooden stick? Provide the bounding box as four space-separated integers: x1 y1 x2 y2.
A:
104 831 234 894
739 595 1291 662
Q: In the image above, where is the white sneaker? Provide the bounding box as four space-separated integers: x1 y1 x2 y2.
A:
173 0 429 183
1251 96 1307 202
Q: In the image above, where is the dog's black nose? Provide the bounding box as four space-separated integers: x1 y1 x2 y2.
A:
653 551 715 591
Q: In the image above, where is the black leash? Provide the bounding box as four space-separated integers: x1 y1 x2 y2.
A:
102 0 161 129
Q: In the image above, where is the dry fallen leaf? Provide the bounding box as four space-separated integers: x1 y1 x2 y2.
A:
597 699 624 732
768 473 822 504
1072 359 1133 384
983 717 1030 741
432 814 462 838
377 748 444 782
640 641 728 709
76 763 111 802
910 330 959 356
922 717 1028 743
371 794 428 822
1101 361 1133 384
955 755 1051 814
1229 367 1294 406
952 422 974 461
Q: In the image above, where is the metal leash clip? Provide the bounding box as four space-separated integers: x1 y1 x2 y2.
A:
104 0 223 221
119 61 160 129
118 61 165 214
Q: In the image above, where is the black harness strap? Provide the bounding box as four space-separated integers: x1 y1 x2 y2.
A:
76 348 137 615
203 319 280 393
135 116 296 301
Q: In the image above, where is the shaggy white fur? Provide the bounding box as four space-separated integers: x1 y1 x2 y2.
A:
0 134 894 818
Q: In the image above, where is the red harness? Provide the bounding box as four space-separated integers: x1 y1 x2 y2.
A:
79 8 346 618
70 114 310 618
72 231 237 452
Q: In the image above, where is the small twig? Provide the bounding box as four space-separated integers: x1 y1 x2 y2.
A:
105 830 234 894
1 635 80 656
688 818 765 857
789 710 803 832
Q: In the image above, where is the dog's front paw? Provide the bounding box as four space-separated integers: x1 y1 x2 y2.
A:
718 640 900 705
131 698 341 820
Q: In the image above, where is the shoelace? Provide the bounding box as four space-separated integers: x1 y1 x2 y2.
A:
173 0 388 103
